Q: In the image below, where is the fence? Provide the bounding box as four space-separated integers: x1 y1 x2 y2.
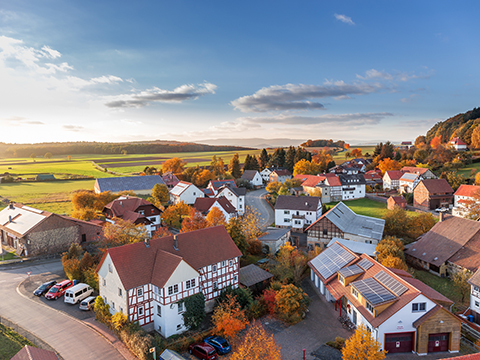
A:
0 315 63 359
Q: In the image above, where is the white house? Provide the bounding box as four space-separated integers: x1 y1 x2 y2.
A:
269 169 292 183
96 226 242 338
274 195 322 231
383 170 403 191
215 185 246 216
240 170 263 188
260 168 275 182
401 167 437 180
338 174 366 200
193 197 238 222
309 242 461 355
449 137 468 151
207 180 237 196
452 184 479 218
468 269 480 325
399 173 423 194
169 181 204 205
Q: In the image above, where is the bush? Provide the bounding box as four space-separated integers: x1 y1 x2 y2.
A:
94 296 111 324
247 239 263 255
112 312 128 331
326 337 345 350
247 299 266 319
119 327 155 360
216 286 253 309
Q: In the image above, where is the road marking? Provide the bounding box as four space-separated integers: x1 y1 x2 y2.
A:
14 276 24 280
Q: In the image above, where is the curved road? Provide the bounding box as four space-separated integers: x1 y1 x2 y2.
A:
245 188 274 230
0 260 125 360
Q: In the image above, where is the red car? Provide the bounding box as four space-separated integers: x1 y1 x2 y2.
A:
45 280 73 300
188 342 217 360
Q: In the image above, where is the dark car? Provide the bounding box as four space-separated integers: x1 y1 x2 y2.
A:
204 336 231 355
33 280 57 296
188 342 217 360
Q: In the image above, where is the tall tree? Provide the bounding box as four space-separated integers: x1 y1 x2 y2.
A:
284 146 296 172
162 157 187 174
342 325 385 360
229 321 281 360
149 183 169 205
212 294 248 340
206 207 227 227
181 208 209 233
226 217 248 254
275 283 310 324
162 201 192 228
451 269 472 303
103 219 149 247
229 153 242 178
259 148 270 169
268 148 286 168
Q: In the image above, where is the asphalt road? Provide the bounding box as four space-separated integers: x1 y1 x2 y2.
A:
0 260 125 360
245 188 274 230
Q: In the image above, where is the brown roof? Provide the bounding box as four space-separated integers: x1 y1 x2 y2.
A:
388 196 407 205
274 195 322 211
401 166 430 175
417 179 454 195
271 169 292 176
439 353 480 360
241 170 260 181
400 277 453 305
412 305 442 328
387 267 412 278
12 346 59 360
324 173 342 186
98 226 242 290
194 197 237 214
103 196 160 218
405 215 480 268
300 175 326 188
468 268 480 287
384 170 403 181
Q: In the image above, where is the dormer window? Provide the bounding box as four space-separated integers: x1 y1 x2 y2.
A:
339 275 345 285
366 302 374 313
352 288 358 298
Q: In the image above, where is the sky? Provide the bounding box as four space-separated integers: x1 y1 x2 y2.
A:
1 1 480 146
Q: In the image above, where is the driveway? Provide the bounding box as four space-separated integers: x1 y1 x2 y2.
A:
0 260 126 360
245 188 274 230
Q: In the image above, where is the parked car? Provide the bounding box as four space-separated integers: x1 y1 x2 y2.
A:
64 283 93 304
204 336 231 355
79 296 96 311
33 280 57 297
188 342 218 360
435 207 448 213
45 280 73 300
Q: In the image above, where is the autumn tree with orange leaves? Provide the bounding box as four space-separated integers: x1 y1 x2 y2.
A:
212 294 248 340
162 157 187 174
181 208 209 233
430 135 442 149
350 148 362 158
377 158 402 175
229 321 281 360
162 201 192 228
206 207 227 227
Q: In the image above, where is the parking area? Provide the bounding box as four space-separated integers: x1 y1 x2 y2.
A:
19 271 96 321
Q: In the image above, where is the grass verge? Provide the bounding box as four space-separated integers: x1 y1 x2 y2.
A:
0 323 34 360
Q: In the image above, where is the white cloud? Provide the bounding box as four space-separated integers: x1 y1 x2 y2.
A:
41 46 61 59
104 82 217 108
357 68 433 82
63 125 84 132
334 14 355 25
231 81 385 113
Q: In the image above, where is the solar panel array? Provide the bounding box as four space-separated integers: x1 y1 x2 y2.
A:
374 270 408 296
357 258 374 271
352 278 396 305
338 264 364 278
310 243 356 280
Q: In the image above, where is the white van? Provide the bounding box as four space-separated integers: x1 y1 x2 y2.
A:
64 283 93 304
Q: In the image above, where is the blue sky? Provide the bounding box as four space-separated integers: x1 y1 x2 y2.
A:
1 1 479 146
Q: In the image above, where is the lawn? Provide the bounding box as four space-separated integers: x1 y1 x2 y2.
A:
456 162 480 177
331 146 376 164
0 251 18 261
0 323 34 360
326 198 389 219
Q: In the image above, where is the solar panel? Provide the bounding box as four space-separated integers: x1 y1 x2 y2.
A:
352 278 396 305
338 264 364 278
310 243 356 280
374 271 408 296
357 258 373 271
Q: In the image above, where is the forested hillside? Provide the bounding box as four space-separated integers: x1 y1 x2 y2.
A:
425 107 480 145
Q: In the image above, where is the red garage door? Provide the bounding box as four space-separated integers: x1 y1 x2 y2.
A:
384 332 414 353
428 333 449 353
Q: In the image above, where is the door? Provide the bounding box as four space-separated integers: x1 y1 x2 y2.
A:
384 332 414 353
428 333 449 352
352 310 357 325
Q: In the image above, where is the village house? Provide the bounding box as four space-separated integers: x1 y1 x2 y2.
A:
468 269 480 325
96 226 242 338
401 167 437 180
0 203 102 257
405 214 480 276
295 173 342 203
399 173 423 194
240 170 263 188
364 170 383 188
103 196 162 237
398 141 413 150
161 171 180 189
383 170 403 191
215 184 246 216
306 202 385 248
169 181 204 205
274 195 322 232
193 197 237 222
387 195 407 210
338 174 366 200
269 169 292 183
259 167 274 182
413 179 454 211
206 179 237 195
449 137 468 151
94 175 166 195
452 184 480 218
309 242 461 355
257 227 291 254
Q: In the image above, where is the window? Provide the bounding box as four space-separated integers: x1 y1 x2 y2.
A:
339 275 345 285
212 265 217 272
323 229 328 236
176 324 182 330
352 288 358 298
475 286 480 292
138 210 144 215
120 307 123 314
168 284 179 295
284 210 290 214
222 261 225 267
178 302 184 313
118 288 122 297
239 204 242 209
157 305 162 316
213 281 218 290
284 218 291 223
174 284 178 293
103 278 106 287
138 306 144 316
193 192 196 196
412 302 426 312
137 288 143 297
108 263 112 273
191 278 195 287
366 302 374 313
168 286 173 295
186 280 191 289
229 260 233 267
112 302 115 310
234 275 237 282
475 301 479 308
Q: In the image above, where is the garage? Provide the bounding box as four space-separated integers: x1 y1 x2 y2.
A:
384 332 414 353
428 333 449 353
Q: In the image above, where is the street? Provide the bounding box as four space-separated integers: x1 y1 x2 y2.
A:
0 260 125 360
245 188 274 230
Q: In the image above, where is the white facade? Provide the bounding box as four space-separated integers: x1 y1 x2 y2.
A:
275 205 322 230
383 173 400 190
208 201 237 222
247 172 263 187
260 168 273 182
170 182 204 205
341 183 365 200
216 187 245 216
399 175 422 194
98 254 128 316
470 284 480 317
452 194 474 218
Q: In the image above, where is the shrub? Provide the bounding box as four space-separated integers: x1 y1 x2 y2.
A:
247 299 266 319
216 286 253 309
119 327 155 360
247 239 263 255
94 296 111 324
181 293 206 330
111 312 128 331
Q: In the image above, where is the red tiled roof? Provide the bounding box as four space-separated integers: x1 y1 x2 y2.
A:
389 196 407 205
417 178 454 194
301 175 326 187
401 166 430 175
439 354 480 360
455 184 480 198
103 196 159 218
193 198 217 213
324 174 341 186
387 267 412 278
11 346 59 360
450 137 467 146
384 170 403 180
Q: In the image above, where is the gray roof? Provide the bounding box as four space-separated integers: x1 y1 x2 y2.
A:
95 175 165 193
274 195 322 211
0 204 49 236
217 184 246 197
321 202 384 241
338 174 366 185
258 227 291 241
241 170 260 181
400 173 420 181
327 238 377 256
239 264 273 287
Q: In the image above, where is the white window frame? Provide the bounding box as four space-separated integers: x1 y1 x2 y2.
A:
178 302 184 313
138 306 144 316
157 305 162 317
118 288 122 297
137 287 143 297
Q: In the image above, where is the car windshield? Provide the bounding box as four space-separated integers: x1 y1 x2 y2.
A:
218 339 228 347
38 284 47 290
208 349 216 355
49 287 59 293
81 301 87 306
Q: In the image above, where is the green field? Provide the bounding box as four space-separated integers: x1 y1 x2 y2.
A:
326 198 389 219
0 323 34 360
330 146 376 164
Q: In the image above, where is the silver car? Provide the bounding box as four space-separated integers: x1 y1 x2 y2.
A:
79 296 96 311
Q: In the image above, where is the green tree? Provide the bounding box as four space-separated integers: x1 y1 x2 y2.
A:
181 293 206 330
451 269 472 303
259 149 270 169
44 152 52 159
284 146 296 172
226 217 248 254
30 153 36 160
229 153 242 178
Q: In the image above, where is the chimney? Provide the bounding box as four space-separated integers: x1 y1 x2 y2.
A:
144 238 150 248
8 215 12 223
9 202 14 210
439 212 444 222
173 235 178 250
120 201 123 206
